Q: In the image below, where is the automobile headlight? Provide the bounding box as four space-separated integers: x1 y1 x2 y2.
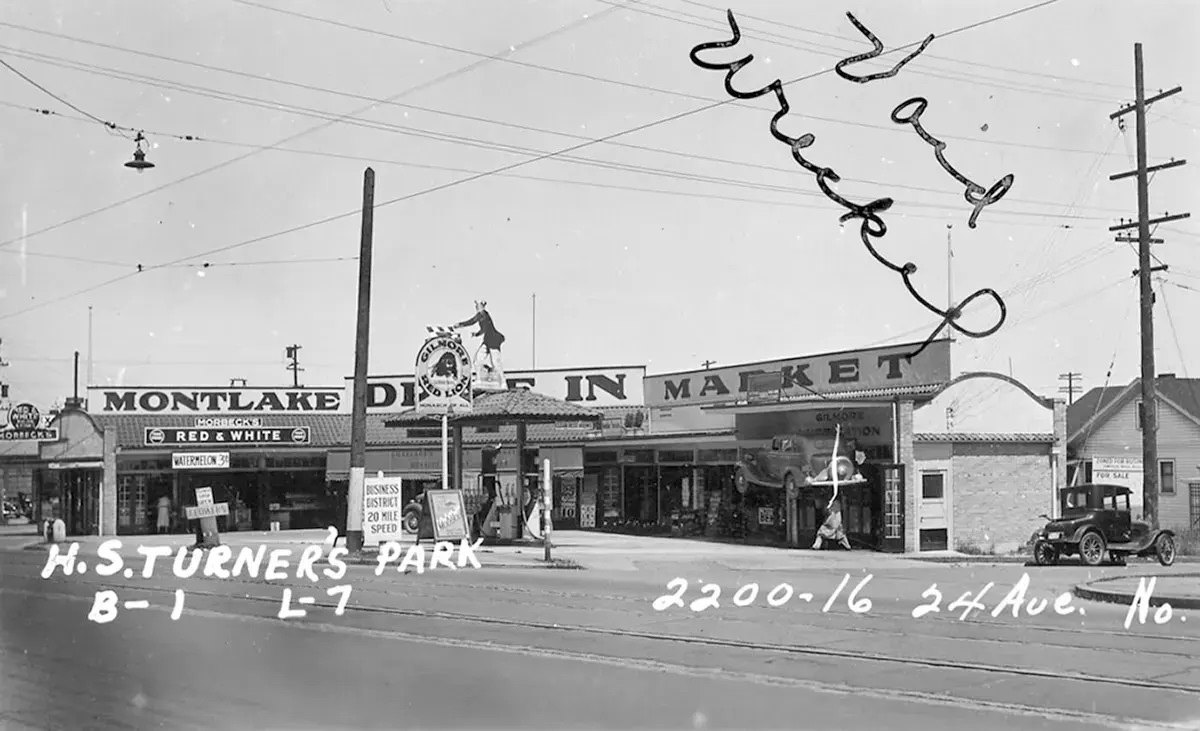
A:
1048 531 1062 540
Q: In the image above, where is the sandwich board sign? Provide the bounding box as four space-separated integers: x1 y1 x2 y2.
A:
426 489 470 542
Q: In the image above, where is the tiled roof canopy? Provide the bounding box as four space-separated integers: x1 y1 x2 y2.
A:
915 432 1056 443
382 388 604 426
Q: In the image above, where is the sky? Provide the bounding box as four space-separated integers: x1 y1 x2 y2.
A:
0 0 1197 410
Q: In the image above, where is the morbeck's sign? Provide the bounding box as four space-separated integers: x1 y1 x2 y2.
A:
90 388 344 414
644 340 951 408
145 426 312 447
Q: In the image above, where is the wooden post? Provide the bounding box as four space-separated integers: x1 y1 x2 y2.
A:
516 422 527 538
543 457 552 561
347 167 375 553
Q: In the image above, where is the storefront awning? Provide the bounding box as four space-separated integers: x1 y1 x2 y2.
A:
701 384 943 415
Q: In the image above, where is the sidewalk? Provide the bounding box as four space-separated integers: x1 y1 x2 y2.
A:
1074 572 1200 610
11 528 942 572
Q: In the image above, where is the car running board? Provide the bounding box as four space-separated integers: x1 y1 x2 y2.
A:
1106 539 1156 552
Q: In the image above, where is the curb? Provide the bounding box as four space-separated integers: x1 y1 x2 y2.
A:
910 556 1031 564
1073 573 1200 610
20 542 585 570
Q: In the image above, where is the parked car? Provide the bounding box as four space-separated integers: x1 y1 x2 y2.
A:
1032 483 1175 567
734 435 817 495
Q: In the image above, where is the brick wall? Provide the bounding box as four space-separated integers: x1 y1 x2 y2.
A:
898 400 916 552
951 441 1051 554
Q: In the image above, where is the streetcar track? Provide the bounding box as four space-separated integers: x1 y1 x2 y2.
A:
5 547 1184 644
9 557 1199 661
0 586 1192 731
8 580 1199 698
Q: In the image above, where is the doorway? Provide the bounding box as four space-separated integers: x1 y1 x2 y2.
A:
918 467 950 551
60 468 102 537
880 464 906 553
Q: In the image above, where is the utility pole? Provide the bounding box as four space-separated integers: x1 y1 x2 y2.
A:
1108 45 1188 530
285 344 304 387
347 168 376 554
946 223 954 338
702 360 716 369
1058 372 1083 406
531 293 536 370
86 306 94 408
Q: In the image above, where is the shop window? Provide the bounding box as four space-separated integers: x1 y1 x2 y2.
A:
475 426 499 434
265 455 326 470
622 449 655 464
658 450 694 464
522 449 539 475
584 451 618 465
921 473 945 500
118 457 173 472
231 454 259 470
697 449 738 464
1160 460 1176 495
1190 483 1200 528
407 428 441 439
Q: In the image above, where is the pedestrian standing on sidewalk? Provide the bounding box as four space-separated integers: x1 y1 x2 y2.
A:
812 497 851 550
156 494 172 534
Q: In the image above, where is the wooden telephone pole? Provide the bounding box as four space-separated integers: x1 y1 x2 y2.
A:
1108 44 1188 530
285 344 304 387
1058 372 1083 407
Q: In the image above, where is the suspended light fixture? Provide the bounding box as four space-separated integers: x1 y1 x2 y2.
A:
124 131 155 172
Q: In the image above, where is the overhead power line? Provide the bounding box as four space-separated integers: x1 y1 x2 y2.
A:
0 87 1117 230
0 3 627 255
671 0 1127 92
602 0 1114 104
0 0 1072 320
0 33 1133 210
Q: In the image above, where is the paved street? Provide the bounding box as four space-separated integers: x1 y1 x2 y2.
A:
4 533 1200 730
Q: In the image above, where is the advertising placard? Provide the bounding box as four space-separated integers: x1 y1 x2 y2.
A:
173 453 231 470
185 503 229 519
426 489 470 541
415 335 473 414
362 475 405 547
144 426 311 447
0 402 59 442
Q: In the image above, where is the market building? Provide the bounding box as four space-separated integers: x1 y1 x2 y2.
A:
7 346 1069 554
1067 374 1200 531
49 367 641 537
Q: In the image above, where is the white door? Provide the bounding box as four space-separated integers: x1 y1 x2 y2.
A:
918 469 949 551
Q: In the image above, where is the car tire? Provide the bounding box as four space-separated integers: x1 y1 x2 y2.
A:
1033 541 1059 566
402 507 421 534
1079 531 1106 567
1155 533 1177 567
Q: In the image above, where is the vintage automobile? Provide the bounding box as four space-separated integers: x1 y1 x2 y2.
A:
1032 482 1176 567
734 435 812 495
734 435 865 496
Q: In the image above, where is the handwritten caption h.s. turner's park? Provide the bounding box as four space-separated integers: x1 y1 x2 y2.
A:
653 573 1186 630
39 527 483 624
